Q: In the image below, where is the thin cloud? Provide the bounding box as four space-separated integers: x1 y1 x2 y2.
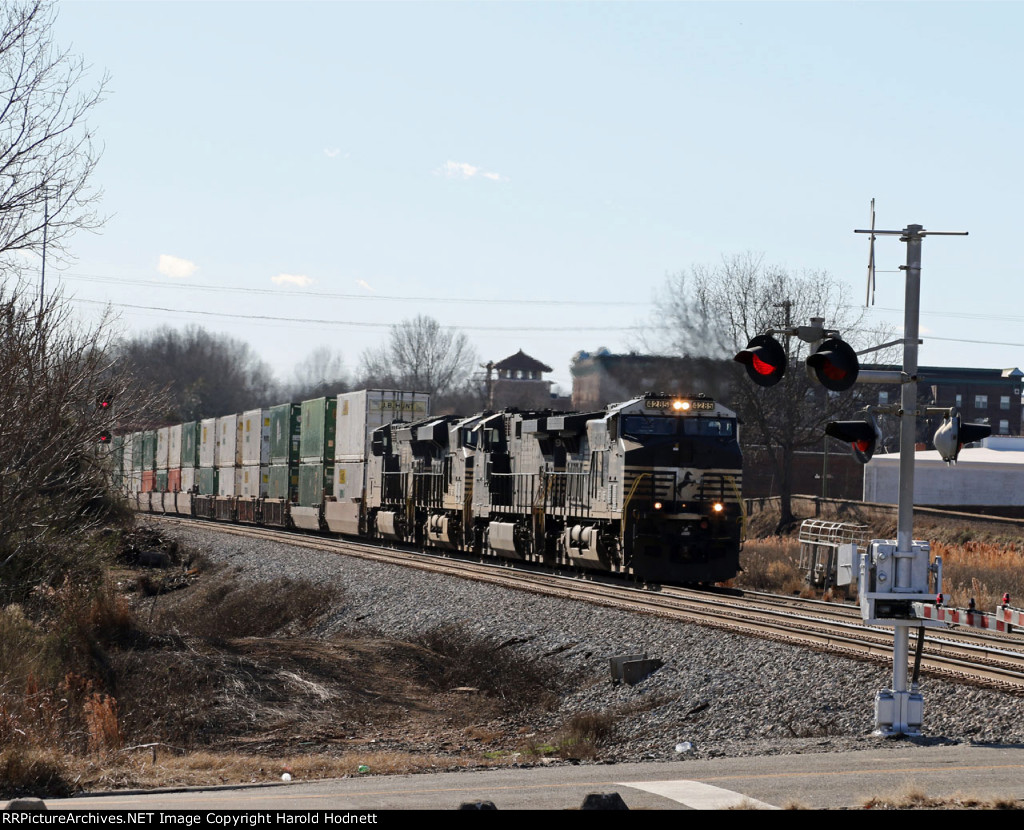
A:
271 273 314 288
324 148 342 158
158 254 197 279
355 279 374 292
436 160 506 182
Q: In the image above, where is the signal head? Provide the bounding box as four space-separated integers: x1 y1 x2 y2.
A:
806 337 859 392
825 412 879 464
98 430 113 445
934 409 991 464
734 334 787 387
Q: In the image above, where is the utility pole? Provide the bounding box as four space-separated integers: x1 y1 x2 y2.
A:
853 222 967 735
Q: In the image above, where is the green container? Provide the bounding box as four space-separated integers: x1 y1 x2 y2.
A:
198 467 219 496
270 403 302 465
180 421 200 468
267 464 297 500
298 462 333 507
141 431 157 471
299 398 337 463
132 431 144 469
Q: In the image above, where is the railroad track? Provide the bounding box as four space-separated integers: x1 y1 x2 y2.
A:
149 515 1024 692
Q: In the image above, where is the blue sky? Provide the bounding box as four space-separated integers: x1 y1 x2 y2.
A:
46 1 1024 394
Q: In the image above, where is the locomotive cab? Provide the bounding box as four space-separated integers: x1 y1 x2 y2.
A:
610 393 744 584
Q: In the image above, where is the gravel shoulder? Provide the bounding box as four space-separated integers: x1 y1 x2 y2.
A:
145 519 1024 767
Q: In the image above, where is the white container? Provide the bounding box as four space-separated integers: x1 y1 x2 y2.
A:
156 427 170 470
168 424 182 470
180 466 197 494
217 464 241 497
335 389 430 462
121 434 135 477
240 409 271 466
216 414 241 467
240 464 269 498
199 418 218 467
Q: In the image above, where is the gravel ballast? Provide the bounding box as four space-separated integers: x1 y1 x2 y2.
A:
159 520 1024 762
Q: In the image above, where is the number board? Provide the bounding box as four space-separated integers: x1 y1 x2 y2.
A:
644 399 715 411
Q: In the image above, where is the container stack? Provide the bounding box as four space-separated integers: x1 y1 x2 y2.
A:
293 397 337 530
267 402 301 501
326 390 430 534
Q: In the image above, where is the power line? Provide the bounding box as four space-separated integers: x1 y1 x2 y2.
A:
56 271 653 308
71 298 646 333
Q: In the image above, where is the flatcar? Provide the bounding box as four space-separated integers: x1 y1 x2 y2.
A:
117 389 745 585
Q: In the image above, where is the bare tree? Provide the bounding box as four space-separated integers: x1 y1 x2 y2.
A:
0 2 106 265
290 346 347 400
0 284 148 600
652 253 881 530
115 325 280 421
357 315 477 398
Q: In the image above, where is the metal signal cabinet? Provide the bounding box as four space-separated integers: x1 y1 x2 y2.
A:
326 390 431 536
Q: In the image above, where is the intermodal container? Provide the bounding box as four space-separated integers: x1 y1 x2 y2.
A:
198 467 218 496
216 415 241 467
180 422 200 468
299 397 337 463
267 464 297 500
269 403 301 465
241 409 271 466
298 462 333 507
199 418 218 468
240 465 268 498
335 390 430 461
156 427 170 471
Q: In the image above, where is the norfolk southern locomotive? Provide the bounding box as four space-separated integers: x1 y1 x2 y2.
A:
118 390 745 585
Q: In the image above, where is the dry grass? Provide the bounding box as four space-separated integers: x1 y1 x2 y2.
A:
410 623 561 714
862 785 1024 810
930 540 1024 610
739 501 1024 611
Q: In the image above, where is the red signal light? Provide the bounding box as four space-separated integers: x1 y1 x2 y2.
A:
734 334 787 388
825 415 879 464
751 354 775 377
806 337 859 392
98 430 112 444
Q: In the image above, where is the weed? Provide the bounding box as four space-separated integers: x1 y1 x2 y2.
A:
410 623 561 714
150 572 340 641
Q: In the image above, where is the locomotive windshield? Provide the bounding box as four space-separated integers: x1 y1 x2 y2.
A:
621 414 736 441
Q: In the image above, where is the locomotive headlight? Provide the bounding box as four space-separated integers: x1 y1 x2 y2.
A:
712 502 725 513
654 501 663 510
672 400 690 411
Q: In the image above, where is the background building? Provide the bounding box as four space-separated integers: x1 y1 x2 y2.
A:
864 365 1023 447
570 350 735 411
484 350 570 410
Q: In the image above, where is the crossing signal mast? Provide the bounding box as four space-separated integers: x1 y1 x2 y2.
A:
735 208 979 737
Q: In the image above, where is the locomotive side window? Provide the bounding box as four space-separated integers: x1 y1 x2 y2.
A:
621 416 678 439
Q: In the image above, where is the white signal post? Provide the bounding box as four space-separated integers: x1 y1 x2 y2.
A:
853 222 967 735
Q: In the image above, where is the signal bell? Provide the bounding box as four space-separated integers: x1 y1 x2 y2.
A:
934 409 991 464
734 334 787 388
825 412 880 464
806 337 859 392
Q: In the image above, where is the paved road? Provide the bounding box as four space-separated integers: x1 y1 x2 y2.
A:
8 745 1024 811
